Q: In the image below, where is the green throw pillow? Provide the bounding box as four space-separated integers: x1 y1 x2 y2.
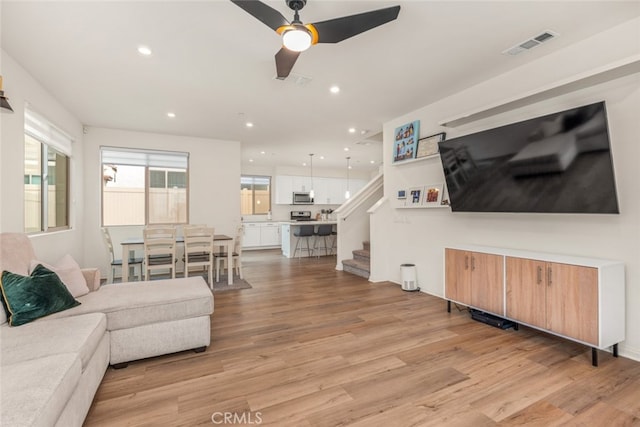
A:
0 264 81 326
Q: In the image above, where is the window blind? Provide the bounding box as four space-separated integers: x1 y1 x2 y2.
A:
24 108 73 156
101 147 188 169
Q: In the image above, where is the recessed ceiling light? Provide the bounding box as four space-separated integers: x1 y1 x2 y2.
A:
249 159 254 163
245 122 254 128
319 156 324 160
302 162 307 166
348 128 356 134
137 45 152 56
329 85 340 94
370 160 375 164
348 165 352 170
344 147 350 152
167 112 176 118
260 151 266 155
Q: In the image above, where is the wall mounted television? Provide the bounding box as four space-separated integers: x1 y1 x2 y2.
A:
438 101 619 214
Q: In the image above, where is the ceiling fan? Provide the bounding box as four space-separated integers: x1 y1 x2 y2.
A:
230 0 401 79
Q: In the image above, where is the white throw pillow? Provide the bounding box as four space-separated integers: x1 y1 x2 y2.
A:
29 254 90 298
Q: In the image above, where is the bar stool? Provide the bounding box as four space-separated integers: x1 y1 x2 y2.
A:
293 225 314 258
313 224 333 257
329 225 337 256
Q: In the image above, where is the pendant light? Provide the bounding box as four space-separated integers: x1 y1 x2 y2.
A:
345 157 351 199
308 153 315 199
0 76 14 113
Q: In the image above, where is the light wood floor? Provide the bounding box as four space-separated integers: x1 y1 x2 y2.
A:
85 250 640 426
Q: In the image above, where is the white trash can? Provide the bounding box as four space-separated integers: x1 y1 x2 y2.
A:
400 264 419 292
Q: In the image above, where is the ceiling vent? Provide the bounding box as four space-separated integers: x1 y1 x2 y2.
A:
275 72 313 86
502 30 558 56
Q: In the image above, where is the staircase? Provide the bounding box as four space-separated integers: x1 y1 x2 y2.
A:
342 241 370 279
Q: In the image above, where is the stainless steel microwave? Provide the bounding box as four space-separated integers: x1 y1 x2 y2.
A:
292 192 314 205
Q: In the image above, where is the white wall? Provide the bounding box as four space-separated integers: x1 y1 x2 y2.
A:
0 50 87 264
82 127 241 277
376 18 640 360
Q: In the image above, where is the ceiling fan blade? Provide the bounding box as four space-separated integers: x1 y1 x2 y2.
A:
311 5 400 44
230 0 290 32
275 47 301 80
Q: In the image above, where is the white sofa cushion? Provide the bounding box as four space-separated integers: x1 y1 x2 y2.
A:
46 277 214 331
29 254 90 298
0 313 107 370
1 353 81 427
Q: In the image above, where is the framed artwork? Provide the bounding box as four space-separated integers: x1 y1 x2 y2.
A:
393 120 420 163
397 190 407 200
407 187 423 207
423 184 444 207
416 132 446 159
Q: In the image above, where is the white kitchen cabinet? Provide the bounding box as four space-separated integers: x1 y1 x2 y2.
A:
275 176 294 204
242 223 261 247
242 222 281 249
275 175 371 205
261 223 281 246
292 176 312 192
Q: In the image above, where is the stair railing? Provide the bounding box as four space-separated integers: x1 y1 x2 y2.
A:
334 173 384 271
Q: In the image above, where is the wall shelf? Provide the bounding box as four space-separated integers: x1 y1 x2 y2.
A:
391 153 440 166
439 55 640 128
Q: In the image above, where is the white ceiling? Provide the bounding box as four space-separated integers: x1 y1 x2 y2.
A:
2 1 638 172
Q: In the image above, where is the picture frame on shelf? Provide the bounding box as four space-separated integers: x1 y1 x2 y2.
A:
415 132 446 159
397 190 407 200
393 120 420 163
407 187 423 207
423 184 444 207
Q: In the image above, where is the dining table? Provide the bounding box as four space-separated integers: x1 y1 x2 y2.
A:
120 234 235 284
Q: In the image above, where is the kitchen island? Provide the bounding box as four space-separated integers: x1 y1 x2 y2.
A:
280 221 337 258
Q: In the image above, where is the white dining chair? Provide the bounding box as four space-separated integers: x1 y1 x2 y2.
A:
214 226 244 282
101 227 143 283
183 225 215 288
143 226 177 280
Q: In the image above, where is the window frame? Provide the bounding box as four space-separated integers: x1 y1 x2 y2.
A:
23 112 71 234
100 147 190 226
241 175 272 216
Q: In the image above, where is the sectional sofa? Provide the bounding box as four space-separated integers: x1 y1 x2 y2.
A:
0 233 214 427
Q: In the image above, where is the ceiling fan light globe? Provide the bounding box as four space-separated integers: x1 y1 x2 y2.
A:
282 28 312 52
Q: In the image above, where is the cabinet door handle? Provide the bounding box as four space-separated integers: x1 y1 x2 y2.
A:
464 255 469 270
471 256 476 271
537 266 542 284
548 266 552 286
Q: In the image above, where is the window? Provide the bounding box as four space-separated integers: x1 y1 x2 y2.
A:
24 109 71 233
241 175 271 215
101 147 189 226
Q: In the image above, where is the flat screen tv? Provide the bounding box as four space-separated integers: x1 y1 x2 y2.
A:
438 101 619 214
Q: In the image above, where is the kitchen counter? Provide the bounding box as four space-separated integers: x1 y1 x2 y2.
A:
279 220 337 225
280 221 337 258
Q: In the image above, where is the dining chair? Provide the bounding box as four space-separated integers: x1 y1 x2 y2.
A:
101 227 143 283
214 225 244 282
143 225 177 280
182 225 215 288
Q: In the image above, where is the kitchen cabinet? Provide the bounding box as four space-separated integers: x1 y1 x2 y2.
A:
275 175 369 205
242 222 281 249
242 223 261 247
445 245 625 366
444 248 503 315
260 223 281 247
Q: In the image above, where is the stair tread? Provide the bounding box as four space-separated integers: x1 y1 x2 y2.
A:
353 249 370 257
343 258 370 271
